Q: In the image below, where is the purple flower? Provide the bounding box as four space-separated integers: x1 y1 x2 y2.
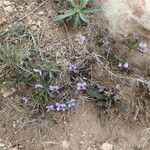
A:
77 35 86 44
33 68 42 76
102 39 110 47
123 62 129 68
49 85 59 93
21 96 29 104
46 104 55 112
20 61 27 66
77 82 86 91
68 64 77 73
34 83 43 89
66 99 76 108
138 42 148 53
55 103 66 111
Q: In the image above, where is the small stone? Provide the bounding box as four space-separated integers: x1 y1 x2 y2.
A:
2 88 16 98
0 1 3 7
4 6 13 13
0 143 5 147
101 143 113 150
38 11 44 15
37 20 41 26
79 141 84 145
62 140 69 149
7 142 13 148
3 1 12 6
87 147 91 150
12 122 16 128
0 18 7 25
10 147 18 150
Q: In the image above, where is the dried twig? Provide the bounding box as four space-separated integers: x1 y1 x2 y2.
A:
92 52 150 89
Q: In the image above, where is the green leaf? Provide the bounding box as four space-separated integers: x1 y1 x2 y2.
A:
67 0 77 8
81 6 101 14
73 14 80 29
52 10 76 22
79 13 89 23
80 0 89 9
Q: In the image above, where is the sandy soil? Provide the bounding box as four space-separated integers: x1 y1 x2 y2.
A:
0 0 150 150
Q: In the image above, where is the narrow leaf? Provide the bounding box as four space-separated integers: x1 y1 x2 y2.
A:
52 10 76 22
81 6 101 14
73 14 80 29
67 0 77 8
80 0 89 9
79 13 89 23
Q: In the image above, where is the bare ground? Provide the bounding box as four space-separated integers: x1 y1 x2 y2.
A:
0 0 150 150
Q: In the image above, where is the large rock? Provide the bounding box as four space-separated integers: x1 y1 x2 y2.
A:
97 0 150 38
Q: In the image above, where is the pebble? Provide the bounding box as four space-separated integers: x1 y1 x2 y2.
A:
38 11 44 15
9 147 18 150
0 143 6 149
0 143 5 147
62 140 69 149
2 88 16 98
100 143 113 150
12 122 16 128
0 18 7 25
79 141 84 145
4 6 13 13
0 1 3 7
3 1 12 6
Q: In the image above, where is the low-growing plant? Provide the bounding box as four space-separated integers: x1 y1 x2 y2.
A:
0 43 22 79
52 0 101 28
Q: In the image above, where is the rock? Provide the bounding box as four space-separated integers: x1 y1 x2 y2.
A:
2 88 16 98
79 141 84 145
9 147 18 150
38 11 44 15
0 1 3 7
61 140 69 149
7 142 13 148
98 0 150 38
3 1 12 6
0 143 6 149
0 18 7 25
4 6 13 13
0 143 5 147
100 143 113 150
12 122 16 128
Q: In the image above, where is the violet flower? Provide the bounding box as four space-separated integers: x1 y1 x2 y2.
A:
34 83 43 89
123 62 129 68
33 68 42 76
138 42 148 53
102 39 110 47
77 82 86 91
77 35 86 44
46 104 55 112
21 96 29 104
49 85 59 93
66 99 76 108
68 64 77 73
55 103 66 111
